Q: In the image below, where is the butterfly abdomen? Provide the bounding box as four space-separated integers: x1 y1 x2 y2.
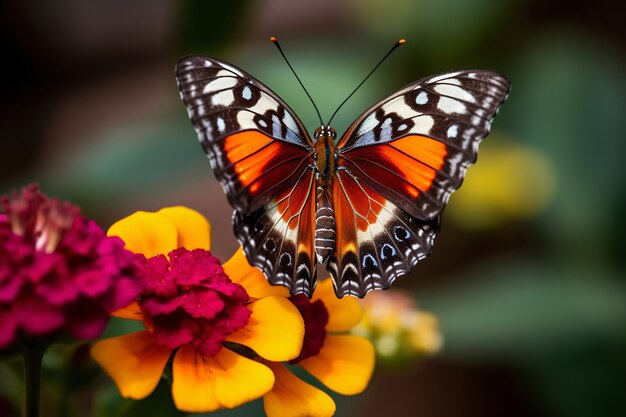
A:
314 184 335 264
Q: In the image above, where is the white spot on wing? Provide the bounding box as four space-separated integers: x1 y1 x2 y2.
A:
217 117 225 133
211 90 235 106
415 91 429 105
242 85 252 100
437 97 467 114
447 125 458 138
434 84 476 103
410 115 434 134
203 77 237 94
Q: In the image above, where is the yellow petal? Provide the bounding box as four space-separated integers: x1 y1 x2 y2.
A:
223 247 289 299
157 206 211 250
172 345 274 413
298 335 375 395
225 296 304 361
107 211 177 258
263 362 336 417
111 300 143 320
90 331 171 399
313 278 363 332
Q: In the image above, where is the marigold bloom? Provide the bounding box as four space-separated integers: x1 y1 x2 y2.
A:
263 279 376 417
0 184 141 350
91 207 305 413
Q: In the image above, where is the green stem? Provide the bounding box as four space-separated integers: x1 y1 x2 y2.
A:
22 343 46 417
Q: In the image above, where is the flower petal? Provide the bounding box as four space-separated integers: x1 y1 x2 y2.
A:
157 206 211 251
313 278 363 332
107 211 177 258
225 296 304 361
172 345 274 413
298 335 375 395
263 362 336 417
222 248 289 299
91 331 171 399
111 300 144 320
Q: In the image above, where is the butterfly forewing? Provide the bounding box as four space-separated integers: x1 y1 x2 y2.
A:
176 56 314 214
338 70 510 220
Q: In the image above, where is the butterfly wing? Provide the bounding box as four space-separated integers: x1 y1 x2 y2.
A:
176 56 318 295
176 56 314 214
330 70 510 297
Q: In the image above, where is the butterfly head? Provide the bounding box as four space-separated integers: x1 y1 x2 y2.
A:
313 125 336 140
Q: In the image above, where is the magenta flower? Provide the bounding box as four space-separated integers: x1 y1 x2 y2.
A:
0 184 142 350
138 248 252 356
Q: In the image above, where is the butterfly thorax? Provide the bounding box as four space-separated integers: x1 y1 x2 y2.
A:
313 126 337 185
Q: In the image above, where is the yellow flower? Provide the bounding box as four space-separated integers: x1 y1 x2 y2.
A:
262 279 376 417
90 207 304 413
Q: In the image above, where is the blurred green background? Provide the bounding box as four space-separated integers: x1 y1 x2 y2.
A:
1 0 625 416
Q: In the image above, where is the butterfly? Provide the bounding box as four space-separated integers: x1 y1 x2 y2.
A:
176 48 509 298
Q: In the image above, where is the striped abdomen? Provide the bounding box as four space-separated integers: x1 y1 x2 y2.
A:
314 184 335 264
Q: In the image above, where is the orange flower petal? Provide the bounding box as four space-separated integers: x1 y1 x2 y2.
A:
90 331 171 399
298 335 375 395
157 206 211 250
225 296 304 361
223 247 289 299
107 211 177 258
111 300 143 320
172 345 274 413
313 278 363 332
263 362 336 417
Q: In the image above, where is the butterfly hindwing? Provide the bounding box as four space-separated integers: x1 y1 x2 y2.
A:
329 168 440 297
338 70 510 220
233 168 317 296
176 56 314 214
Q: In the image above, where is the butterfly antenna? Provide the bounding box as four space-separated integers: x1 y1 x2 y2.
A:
327 39 406 127
271 36 324 126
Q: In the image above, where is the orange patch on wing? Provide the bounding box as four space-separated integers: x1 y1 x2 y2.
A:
390 135 447 170
343 135 448 198
223 132 275 187
223 132 312 200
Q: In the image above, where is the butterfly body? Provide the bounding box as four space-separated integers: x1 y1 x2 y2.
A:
176 55 510 298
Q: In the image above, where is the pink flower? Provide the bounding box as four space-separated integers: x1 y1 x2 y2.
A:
138 248 252 356
0 184 142 349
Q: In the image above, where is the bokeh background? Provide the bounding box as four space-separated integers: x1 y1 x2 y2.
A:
1 0 625 416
